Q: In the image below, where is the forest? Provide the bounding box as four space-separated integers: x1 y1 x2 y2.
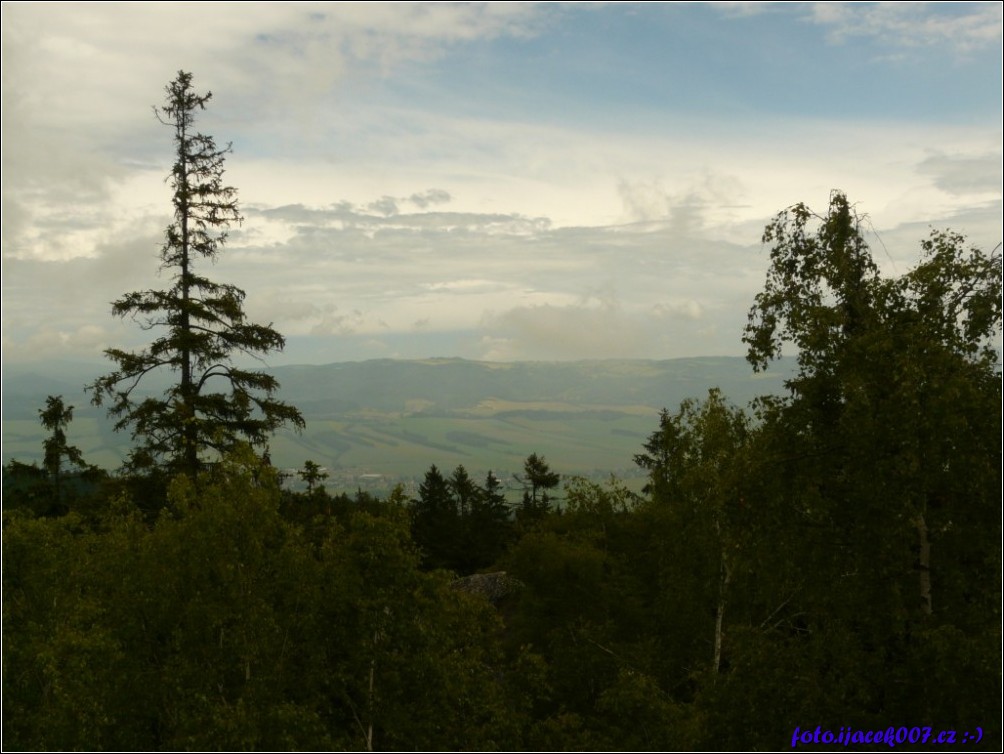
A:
3 72 1001 752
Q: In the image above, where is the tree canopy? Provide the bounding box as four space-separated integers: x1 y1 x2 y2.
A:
743 190 1001 620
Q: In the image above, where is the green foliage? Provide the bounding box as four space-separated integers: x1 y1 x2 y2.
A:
469 470 514 567
634 389 753 673
39 396 88 483
743 191 1001 618
635 387 749 509
87 71 303 478
593 669 691 750
3 451 520 751
517 452 561 526
1 460 50 513
709 191 1003 748
745 192 880 375
410 464 514 573
410 464 459 570
502 478 679 744
2 396 105 518
297 459 328 493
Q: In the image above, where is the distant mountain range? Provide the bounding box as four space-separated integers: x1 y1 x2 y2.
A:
2 356 795 492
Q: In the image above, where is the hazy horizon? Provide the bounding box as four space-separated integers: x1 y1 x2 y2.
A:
2 347 775 370
2 355 797 477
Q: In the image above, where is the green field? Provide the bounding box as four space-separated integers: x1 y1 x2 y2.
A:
3 356 792 493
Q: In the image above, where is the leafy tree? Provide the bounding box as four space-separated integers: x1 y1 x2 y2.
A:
503 477 680 746
39 395 102 515
448 465 496 573
706 191 1004 747
88 71 303 478
636 389 751 676
633 408 682 501
3 450 521 751
411 466 514 574
1 461 49 514
744 191 1001 621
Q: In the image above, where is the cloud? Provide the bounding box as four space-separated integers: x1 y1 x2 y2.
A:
478 289 717 361
311 307 366 337
0 3 553 262
367 196 400 216
1 322 119 364
653 300 704 321
917 152 1004 197
617 172 749 236
408 188 452 208
3 4 999 366
805 2 1002 54
479 300 639 360
234 194 765 357
252 201 551 237
422 279 503 294
618 180 672 224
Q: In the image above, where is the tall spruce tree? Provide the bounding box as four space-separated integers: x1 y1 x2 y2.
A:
39 396 88 490
411 464 460 570
88 71 303 477
516 452 560 525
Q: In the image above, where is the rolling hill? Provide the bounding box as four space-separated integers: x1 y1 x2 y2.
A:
2 356 794 493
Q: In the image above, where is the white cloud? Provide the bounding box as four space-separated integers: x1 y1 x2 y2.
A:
2 3 1000 365
0 2 553 262
806 2 1002 54
422 279 504 293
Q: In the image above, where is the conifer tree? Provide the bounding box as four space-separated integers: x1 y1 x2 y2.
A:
517 452 560 524
88 71 303 477
38 395 93 508
39 396 88 485
411 464 460 569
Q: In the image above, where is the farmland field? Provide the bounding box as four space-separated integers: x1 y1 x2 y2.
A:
3 356 792 494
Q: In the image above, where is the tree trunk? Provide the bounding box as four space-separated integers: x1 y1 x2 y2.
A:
366 657 375 752
916 512 932 616
178 115 198 478
713 541 731 677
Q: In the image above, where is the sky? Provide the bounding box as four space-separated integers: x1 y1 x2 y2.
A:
2 1 1001 366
